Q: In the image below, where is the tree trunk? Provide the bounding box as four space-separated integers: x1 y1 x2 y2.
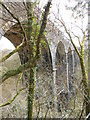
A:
27 67 36 119
80 56 90 117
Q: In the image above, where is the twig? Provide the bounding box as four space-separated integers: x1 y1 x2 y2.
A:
0 87 25 107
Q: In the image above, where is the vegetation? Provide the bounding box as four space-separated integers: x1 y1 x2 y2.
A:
0 0 89 119
0 0 52 119
53 0 90 119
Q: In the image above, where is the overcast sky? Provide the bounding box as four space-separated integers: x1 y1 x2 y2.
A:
0 0 88 50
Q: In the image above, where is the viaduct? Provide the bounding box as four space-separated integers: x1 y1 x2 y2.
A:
0 2 79 116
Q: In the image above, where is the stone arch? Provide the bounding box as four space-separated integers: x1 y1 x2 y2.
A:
4 21 53 66
56 40 67 53
3 20 54 115
2 23 27 83
3 22 28 65
4 20 53 83
1 2 76 116
4 23 23 47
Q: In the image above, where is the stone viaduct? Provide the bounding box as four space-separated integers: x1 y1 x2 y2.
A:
0 2 79 115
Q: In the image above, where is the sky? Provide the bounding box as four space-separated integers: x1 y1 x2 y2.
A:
0 36 15 50
0 0 88 50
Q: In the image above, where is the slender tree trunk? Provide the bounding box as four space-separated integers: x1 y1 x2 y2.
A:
80 56 90 117
26 1 34 119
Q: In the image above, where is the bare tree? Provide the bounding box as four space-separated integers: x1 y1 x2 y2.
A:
52 0 90 119
0 0 52 119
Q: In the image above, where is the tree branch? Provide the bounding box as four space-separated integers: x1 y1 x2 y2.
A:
59 18 81 58
0 87 25 107
81 35 86 57
81 35 85 47
0 62 29 84
0 41 26 63
36 0 52 58
72 31 81 47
